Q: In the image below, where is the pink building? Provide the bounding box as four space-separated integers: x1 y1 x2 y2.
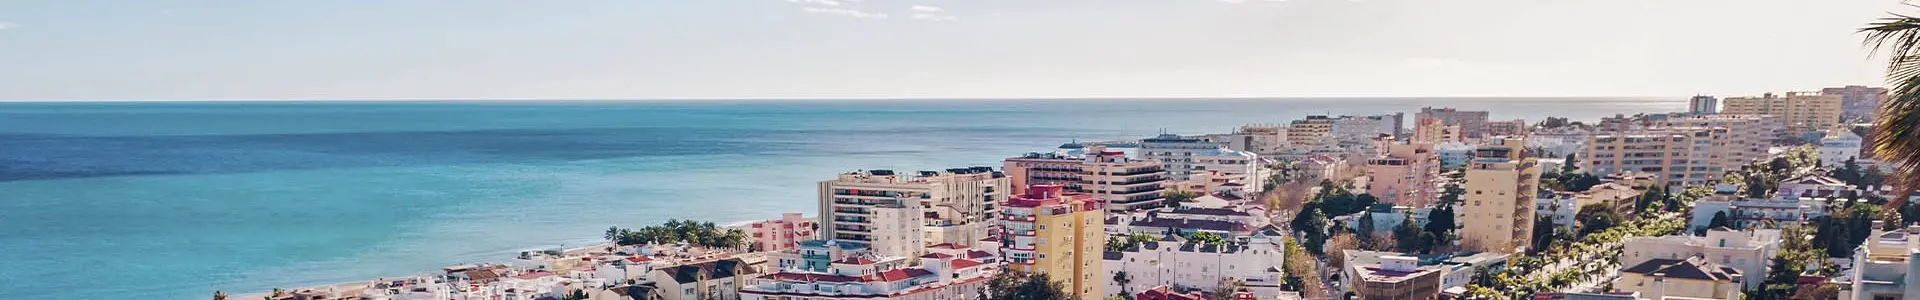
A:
1367 141 1438 206
747 213 817 252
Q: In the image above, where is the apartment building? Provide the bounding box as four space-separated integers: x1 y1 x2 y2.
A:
1460 137 1541 254
1367 140 1439 206
1690 95 1720 114
1285 116 1336 145
818 168 1008 259
1821 128 1864 165
1620 228 1780 289
1000 185 1105 300
1417 107 1491 139
1485 119 1527 137
1138 134 1260 183
1100 234 1287 297
1841 225 1920 300
1583 128 1724 187
746 213 817 252
1823 85 1889 122
1722 92 1842 134
1004 147 1171 211
1413 117 1463 144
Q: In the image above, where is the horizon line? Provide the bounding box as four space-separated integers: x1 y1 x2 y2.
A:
0 95 1683 103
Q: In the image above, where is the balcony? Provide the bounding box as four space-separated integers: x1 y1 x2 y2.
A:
834 217 870 224
1110 168 1165 176
835 226 872 233
833 208 872 215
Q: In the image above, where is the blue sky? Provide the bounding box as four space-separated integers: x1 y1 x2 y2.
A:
0 0 1905 100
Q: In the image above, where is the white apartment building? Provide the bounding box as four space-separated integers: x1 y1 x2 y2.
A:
1138 134 1261 188
818 169 1009 259
1620 229 1780 289
1004 148 1172 211
1435 142 1474 169
1101 233 1287 298
1821 128 1864 165
742 244 996 300
1841 225 1920 300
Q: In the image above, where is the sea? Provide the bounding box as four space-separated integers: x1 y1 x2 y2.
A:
0 98 1680 299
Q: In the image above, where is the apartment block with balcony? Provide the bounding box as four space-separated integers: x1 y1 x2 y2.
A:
1583 128 1730 187
747 213 818 253
1138 134 1260 188
1004 147 1170 212
1823 85 1888 122
1460 136 1540 254
1368 140 1439 207
1000 185 1104 300
1722 91 1842 135
1417 107 1491 139
746 240 997 300
818 168 1008 259
1840 225 1920 300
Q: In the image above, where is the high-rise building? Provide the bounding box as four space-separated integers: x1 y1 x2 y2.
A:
1138 134 1260 184
1000 185 1105 300
1412 117 1462 144
1366 140 1438 206
1688 95 1720 115
1004 147 1170 211
818 168 1009 259
1460 136 1540 254
1583 115 1776 187
1822 85 1888 122
1286 115 1336 145
1416 107 1492 139
1722 92 1842 134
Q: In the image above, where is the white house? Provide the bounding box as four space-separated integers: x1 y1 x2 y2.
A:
1820 128 1864 166
1102 233 1287 298
1620 228 1780 289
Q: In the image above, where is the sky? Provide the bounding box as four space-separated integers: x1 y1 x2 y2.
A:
0 0 1909 100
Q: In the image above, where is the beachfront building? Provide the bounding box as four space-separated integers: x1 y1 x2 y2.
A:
746 213 817 252
1582 123 1763 187
1460 136 1541 254
647 258 753 300
1611 256 1744 300
1367 140 1439 206
1690 95 1721 115
1100 232 1287 298
1220 124 1286 155
1417 107 1492 139
818 168 1011 259
1138 134 1261 184
1000 185 1105 300
1840 225 1920 300
743 243 995 300
1004 147 1170 211
1285 116 1336 146
1722 92 1843 135
1824 85 1889 122
1620 229 1780 289
1821 128 1864 165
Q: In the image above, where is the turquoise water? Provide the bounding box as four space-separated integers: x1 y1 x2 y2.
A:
0 99 1677 299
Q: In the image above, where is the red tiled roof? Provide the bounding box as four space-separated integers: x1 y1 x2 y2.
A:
929 243 967 249
921 253 955 259
626 256 653 263
515 271 553 280
965 251 994 259
765 272 864 283
868 269 937 282
951 259 985 269
1137 286 1203 300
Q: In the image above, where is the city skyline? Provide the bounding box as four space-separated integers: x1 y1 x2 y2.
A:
0 0 1904 100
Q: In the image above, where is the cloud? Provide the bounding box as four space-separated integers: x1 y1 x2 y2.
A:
912 13 957 21
0 23 15 30
786 0 841 6
911 5 943 12
803 7 888 18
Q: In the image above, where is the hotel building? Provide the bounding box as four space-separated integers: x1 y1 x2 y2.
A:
1138 134 1261 184
1004 147 1170 211
1000 185 1105 300
1460 136 1541 254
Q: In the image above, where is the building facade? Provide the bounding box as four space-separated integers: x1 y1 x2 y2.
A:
1823 85 1888 122
1620 229 1779 289
818 168 1008 259
1842 225 1920 300
1460 137 1541 254
1821 128 1864 165
745 242 996 300
1138 134 1261 183
747 213 817 253
1689 95 1720 115
1416 107 1492 139
1722 92 1843 135
1367 141 1439 206
1612 256 1743 300
1100 235 1286 297
1000 185 1105 300
1004 147 1170 211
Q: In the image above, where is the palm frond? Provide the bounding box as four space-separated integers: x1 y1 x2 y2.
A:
1863 14 1920 208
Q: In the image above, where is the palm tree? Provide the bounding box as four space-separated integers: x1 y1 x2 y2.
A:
213 290 228 300
1862 14 1920 204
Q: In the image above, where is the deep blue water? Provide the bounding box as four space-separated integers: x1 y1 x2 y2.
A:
0 99 1679 299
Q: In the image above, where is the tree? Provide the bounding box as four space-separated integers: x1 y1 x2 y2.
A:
1188 231 1227 245
1325 234 1361 269
1709 211 1732 230
983 272 1071 300
1391 215 1432 253
1562 153 1579 174
1424 201 1456 245
214 290 228 300
1356 211 1376 241
1164 190 1199 209
1575 203 1622 237
1112 271 1132 296
1529 216 1556 254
